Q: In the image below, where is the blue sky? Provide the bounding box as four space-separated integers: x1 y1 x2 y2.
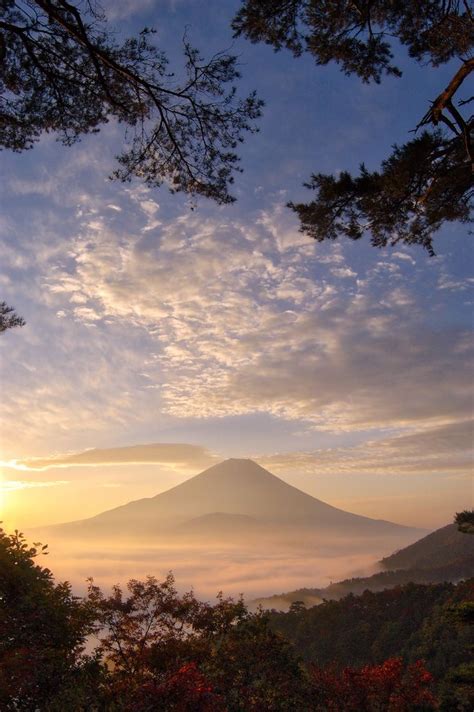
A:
0 0 472 530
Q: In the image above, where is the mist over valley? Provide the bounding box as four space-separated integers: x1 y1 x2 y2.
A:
32 459 425 599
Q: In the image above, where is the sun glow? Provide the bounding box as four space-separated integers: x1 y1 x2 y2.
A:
0 479 68 491
0 459 31 472
0 463 68 522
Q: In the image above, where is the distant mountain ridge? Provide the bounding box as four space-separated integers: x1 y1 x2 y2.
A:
253 520 474 610
46 458 422 543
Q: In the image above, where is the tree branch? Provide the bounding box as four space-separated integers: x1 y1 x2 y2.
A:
418 58 474 128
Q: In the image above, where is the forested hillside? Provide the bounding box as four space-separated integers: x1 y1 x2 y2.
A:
268 580 474 710
254 556 474 609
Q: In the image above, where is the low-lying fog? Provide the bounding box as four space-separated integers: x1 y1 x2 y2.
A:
29 532 394 602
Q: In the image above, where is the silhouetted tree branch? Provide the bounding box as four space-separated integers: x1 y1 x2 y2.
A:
0 301 25 333
1 0 263 204
233 1 473 253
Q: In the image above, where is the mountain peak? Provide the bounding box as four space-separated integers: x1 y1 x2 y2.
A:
52 458 423 543
190 458 280 487
211 457 261 466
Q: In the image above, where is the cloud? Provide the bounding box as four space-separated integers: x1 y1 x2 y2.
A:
258 419 474 477
101 0 159 21
14 443 217 472
393 251 416 265
35 197 473 435
437 273 474 292
375 419 473 455
0 480 69 492
331 266 356 279
2 179 472 458
9 418 471 483
0 312 159 456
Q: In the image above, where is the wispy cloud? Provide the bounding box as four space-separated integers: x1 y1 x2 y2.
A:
11 443 217 472
7 419 472 481
259 419 474 477
0 480 69 492
92 204 468 430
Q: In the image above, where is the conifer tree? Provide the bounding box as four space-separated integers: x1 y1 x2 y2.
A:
233 1 473 253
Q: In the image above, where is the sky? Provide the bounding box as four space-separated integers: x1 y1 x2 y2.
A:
0 0 472 534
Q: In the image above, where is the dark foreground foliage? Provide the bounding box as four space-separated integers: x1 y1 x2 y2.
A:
0 528 97 710
1 525 471 709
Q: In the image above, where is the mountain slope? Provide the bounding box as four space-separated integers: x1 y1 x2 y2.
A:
49 458 422 540
253 520 474 610
381 522 474 570
253 556 474 610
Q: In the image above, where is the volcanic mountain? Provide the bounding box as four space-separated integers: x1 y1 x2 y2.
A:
49 459 422 544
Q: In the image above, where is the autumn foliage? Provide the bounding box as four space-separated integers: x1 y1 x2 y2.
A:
310 658 437 711
134 663 225 712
